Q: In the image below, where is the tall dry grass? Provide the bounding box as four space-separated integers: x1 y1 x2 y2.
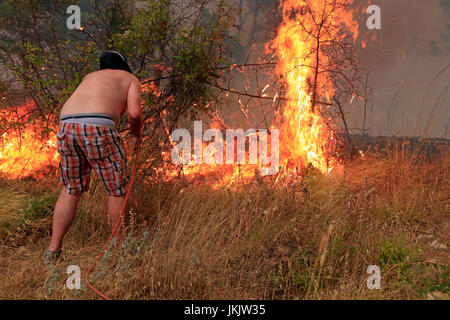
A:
0 146 448 300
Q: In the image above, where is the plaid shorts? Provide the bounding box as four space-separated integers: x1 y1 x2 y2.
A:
56 121 128 196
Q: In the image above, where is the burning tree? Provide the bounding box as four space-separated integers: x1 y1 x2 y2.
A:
268 0 362 174
156 0 365 189
197 0 363 184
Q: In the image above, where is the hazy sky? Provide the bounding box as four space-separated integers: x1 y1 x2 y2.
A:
355 0 450 137
231 0 450 137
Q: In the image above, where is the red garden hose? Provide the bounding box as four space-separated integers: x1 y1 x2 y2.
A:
86 136 141 300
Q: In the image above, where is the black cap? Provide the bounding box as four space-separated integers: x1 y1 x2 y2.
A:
99 51 132 74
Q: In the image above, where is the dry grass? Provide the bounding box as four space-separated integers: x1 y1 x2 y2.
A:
0 147 448 300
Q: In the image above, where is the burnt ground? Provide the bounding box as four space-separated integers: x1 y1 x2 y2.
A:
348 134 450 158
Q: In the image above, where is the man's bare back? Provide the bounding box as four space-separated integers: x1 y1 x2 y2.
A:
61 69 142 129
44 51 143 265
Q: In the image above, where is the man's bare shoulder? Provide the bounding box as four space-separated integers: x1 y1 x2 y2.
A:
124 71 139 83
126 73 141 94
83 69 137 81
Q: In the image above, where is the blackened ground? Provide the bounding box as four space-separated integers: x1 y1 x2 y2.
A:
349 134 449 158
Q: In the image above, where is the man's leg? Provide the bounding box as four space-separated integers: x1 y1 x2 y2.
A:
48 189 81 251
108 195 126 241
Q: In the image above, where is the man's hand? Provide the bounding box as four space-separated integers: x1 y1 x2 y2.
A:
127 113 144 137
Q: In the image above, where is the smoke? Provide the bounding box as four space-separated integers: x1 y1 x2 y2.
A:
355 0 450 137
228 0 450 138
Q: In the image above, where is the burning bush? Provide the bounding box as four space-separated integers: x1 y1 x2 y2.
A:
0 101 58 179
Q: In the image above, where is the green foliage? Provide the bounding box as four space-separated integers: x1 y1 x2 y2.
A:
379 240 418 287
302 163 322 184
109 0 235 122
23 193 58 220
0 0 236 144
417 264 449 296
291 253 315 292
380 240 412 267
0 0 110 135
0 187 56 242
108 0 171 67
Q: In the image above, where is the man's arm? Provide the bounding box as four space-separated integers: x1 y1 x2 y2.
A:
127 77 144 137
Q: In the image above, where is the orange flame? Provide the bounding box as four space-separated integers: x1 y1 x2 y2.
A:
0 101 58 178
2 1 359 186
164 0 359 186
269 0 351 175
272 0 358 177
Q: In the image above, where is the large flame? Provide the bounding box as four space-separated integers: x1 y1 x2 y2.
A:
0 101 58 178
269 0 356 175
165 0 358 186
1 1 358 186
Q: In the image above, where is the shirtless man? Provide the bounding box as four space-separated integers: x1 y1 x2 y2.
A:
43 51 143 265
